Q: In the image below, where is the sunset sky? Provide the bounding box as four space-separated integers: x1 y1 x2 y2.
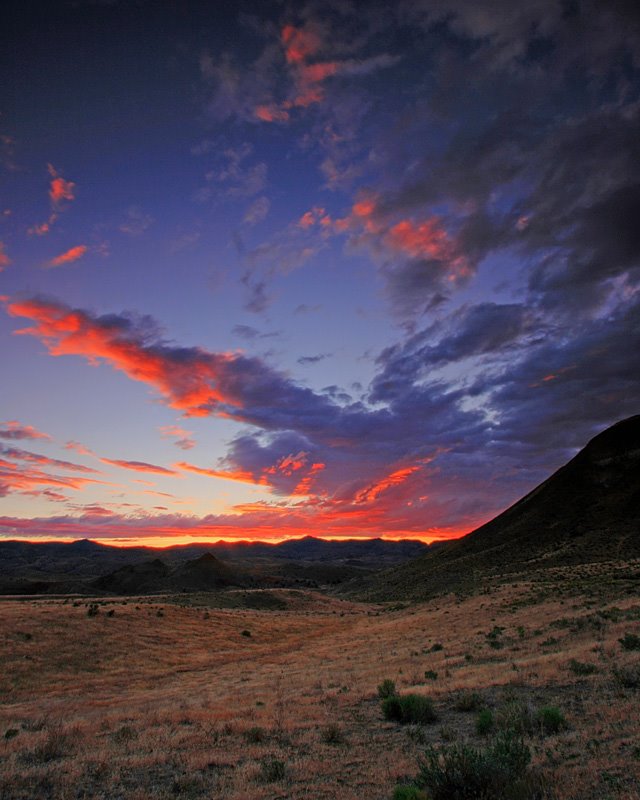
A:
1 1 639 545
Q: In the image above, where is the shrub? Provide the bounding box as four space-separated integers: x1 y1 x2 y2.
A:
454 691 484 712
619 633 640 651
568 659 598 676
430 643 444 652
244 726 266 743
241 629 252 637
378 679 397 699
476 709 494 736
612 663 640 689
424 670 438 681
495 700 535 735
383 693 437 725
537 706 567 734
416 731 531 800
321 724 346 745
259 755 286 782
392 786 428 800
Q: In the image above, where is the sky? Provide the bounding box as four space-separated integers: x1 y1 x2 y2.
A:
1 0 639 546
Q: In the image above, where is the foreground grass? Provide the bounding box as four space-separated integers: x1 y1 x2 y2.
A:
0 575 639 799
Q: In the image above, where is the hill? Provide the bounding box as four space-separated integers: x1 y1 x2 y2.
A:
354 415 640 601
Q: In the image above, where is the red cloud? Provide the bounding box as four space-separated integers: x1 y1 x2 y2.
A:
99 457 178 476
175 460 264 485
0 242 11 269
47 245 87 267
281 25 321 63
355 465 421 504
1 445 100 474
48 164 75 208
0 461 101 496
255 104 290 123
4 297 294 419
159 425 196 450
64 440 95 456
0 421 51 441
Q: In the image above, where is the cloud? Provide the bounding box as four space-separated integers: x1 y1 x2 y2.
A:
0 445 100 474
99 457 179 476
175 460 263 486
159 425 196 451
0 421 51 441
119 206 154 236
0 459 102 498
29 164 76 236
64 440 95 456
48 164 75 208
243 196 270 225
297 353 330 365
0 241 10 269
47 245 87 268
4 288 640 539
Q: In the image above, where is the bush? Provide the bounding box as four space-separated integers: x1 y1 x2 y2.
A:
476 709 494 736
612 663 640 689
321 724 346 745
568 659 598 676
241 629 252 638
537 706 567 735
424 670 438 681
430 643 444 652
495 700 535 735
244 726 266 743
383 693 438 725
454 691 484 712
416 731 531 800
619 633 640 651
259 755 286 782
378 679 397 699
393 786 428 800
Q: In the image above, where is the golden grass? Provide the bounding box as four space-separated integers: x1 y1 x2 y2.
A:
0 580 639 799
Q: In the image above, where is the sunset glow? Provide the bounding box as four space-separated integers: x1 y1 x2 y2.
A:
1 2 639 545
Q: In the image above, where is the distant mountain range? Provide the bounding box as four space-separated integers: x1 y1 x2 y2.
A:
353 415 640 601
0 535 428 595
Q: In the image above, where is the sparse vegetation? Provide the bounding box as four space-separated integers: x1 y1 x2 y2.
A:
476 709 494 736
568 659 598 676
411 731 533 800
619 633 640 651
378 678 397 698
382 693 438 725
454 691 484 712
537 706 567 735
258 755 287 782
1 568 639 799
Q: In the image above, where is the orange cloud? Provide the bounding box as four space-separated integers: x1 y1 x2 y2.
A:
64 440 95 456
255 104 290 123
0 421 51 441
292 462 325 496
47 245 87 268
48 164 75 207
0 460 101 495
4 297 254 417
281 25 321 64
0 241 11 269
159 425 196 450
99 457 178 476
355 465 421 504
175 460 264 485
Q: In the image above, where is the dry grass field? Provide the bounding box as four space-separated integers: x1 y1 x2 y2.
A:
1 569 639 800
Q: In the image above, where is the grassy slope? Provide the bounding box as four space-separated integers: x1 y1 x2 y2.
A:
1 566 639 800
